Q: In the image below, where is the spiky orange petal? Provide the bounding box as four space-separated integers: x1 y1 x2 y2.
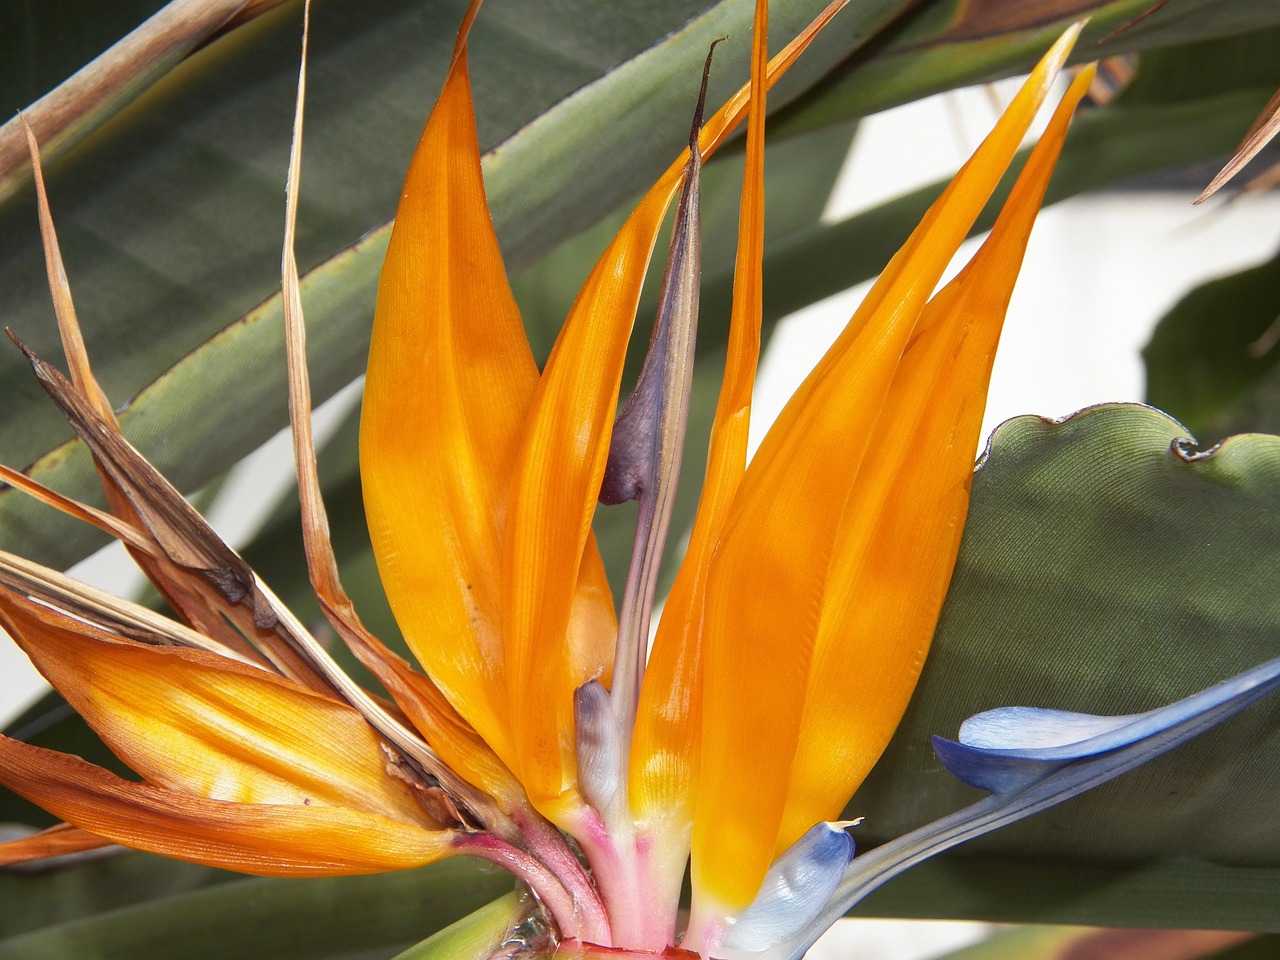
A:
776 65 1097 848
690 27 1083 911
0 737 451 876
629 0 770 832
0 591 431 825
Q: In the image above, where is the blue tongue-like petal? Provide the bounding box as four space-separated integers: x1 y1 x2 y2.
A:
723 822 854 954
751 655 1280 960
934 656 1280 795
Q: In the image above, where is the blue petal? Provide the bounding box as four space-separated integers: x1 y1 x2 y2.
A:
723 822 854 954
934 656 1280 794
574 679 621 815
754 656 1280 960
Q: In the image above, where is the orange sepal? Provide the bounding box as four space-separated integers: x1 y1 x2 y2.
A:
777 66 1097 846
0 590 431 826
362 39 526 765
0 737 452 876
689 28 1084 911
0 822 114 866
359 6 616 791
501 0 857 827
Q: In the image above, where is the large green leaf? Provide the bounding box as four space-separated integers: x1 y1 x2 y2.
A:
7 62 1271 577
770 0 1280 138
846 404 1280 928
234 76 1276 611
0 853 232 939
0 858 513 959
1144 245 1280 443
0 0 904 475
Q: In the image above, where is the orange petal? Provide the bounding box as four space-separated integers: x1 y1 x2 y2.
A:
279 5 509 824
0 736 451 876
361 25 530 763
689 27 1083 912
499 187 662 816
342 623 525 807
777 65 1097 849
0 590 430 826
0 822 114 866
629 0 770 832
360 5 618 786
502 0 856 827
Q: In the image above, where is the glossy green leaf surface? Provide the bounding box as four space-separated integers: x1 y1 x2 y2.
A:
848 404 1280 928
5 0 1279 575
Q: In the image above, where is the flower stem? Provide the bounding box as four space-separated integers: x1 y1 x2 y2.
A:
452 833 609 945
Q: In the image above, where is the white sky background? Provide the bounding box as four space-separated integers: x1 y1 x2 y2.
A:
3 76 1279 960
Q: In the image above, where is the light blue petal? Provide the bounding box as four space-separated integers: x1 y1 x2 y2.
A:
936 656 1280 793
723 822 854 955
574 679 621 816
756 656 1280 960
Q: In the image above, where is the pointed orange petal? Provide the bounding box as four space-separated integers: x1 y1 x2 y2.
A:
630 0 770 832
0 591 429 826
0 737 451 876
502 0 855 826
500 185 664 815
361 10 546 768
689 28 1083 912
777 66 1096 849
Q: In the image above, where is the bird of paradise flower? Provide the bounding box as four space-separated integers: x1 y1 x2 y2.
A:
0 1 1278 958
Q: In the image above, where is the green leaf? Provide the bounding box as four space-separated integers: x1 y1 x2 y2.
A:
1144 245 1280 443
0 1 268 203
0 853 232 939
14 42 1266 582
41 50 1252 644
846 404 1280 928
8 2 1280 576
0 858 514 959
389 894 525 960
769 0 1280 138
